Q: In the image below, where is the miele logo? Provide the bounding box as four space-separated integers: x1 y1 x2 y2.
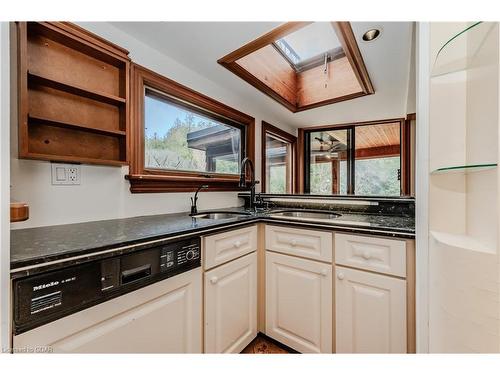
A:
33 281 59 291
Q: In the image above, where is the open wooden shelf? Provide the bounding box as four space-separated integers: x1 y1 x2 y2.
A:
18 22 130 167
23 152 128 167
28 115 126 137
28 71 126 106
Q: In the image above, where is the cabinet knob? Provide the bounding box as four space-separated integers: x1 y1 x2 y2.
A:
337 272 345 280
321 269 328 277
362 251 371 260
290 239 297 247
210 277 218 284
234 240 241 248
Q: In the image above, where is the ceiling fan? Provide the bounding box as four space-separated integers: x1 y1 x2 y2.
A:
314 132 345 156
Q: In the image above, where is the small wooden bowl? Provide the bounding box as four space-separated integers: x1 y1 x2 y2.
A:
10 202 29 222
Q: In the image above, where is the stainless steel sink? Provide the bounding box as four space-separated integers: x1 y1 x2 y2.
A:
191 211 252 220
270 210 341 221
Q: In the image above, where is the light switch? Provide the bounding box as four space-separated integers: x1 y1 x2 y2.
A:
51 163 81 185
55 167 66 181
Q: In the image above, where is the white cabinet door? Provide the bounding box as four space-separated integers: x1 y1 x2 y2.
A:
204 225 258 270
266 251 332 353
335 266 407 353
204 252 257 353
13 268 203 353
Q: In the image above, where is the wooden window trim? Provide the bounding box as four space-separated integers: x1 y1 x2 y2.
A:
261 121 297 194
218 22 374 113
297 117 410 196
127 63 255 193
405 113 416 197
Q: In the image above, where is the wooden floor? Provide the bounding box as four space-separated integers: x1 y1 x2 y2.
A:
241 335 292 354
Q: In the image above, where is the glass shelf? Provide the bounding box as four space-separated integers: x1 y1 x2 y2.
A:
431 163 497 174
432 22 495 77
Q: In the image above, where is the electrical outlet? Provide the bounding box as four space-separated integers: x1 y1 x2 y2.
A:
67 167 79 183
51 163 81 185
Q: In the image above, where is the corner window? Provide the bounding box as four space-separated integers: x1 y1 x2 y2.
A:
128 64 255 193
262 122 296 194
144 89 243 175
303 119 408 196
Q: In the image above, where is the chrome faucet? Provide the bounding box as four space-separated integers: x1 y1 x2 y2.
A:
190 184 208 215
239 157 258 211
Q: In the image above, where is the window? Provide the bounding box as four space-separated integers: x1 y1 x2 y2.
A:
128 64 255 193
274 22 344 72
308 129 348 195
144 89 243 175
262 122 296 194
302 119 408 196
354 123 401 196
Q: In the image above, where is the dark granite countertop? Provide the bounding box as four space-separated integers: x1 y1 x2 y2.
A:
10 207 414 276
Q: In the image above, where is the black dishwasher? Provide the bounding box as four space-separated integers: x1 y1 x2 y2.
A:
13 236 201 334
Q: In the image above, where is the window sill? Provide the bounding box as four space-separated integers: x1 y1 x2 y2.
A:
125 174 243 193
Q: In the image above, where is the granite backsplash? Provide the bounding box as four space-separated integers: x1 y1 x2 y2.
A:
239 193 415 217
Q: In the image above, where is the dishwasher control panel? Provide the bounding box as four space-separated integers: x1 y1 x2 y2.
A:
160 239 200 272
13 236 201 335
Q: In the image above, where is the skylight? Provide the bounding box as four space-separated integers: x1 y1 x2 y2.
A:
274 22 344 71
218 22 374 112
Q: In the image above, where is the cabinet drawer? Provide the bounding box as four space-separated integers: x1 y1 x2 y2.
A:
265 225 332 262
204 225 257 270
335 233 406 277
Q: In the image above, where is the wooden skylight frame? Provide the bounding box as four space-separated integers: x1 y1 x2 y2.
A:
218 22 375 113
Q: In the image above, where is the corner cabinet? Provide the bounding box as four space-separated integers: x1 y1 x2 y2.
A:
16 22 130 166
265 250 333 353
203 226 258 353
334 233 411 353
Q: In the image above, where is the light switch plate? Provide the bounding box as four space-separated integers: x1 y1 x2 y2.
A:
51 163 81 185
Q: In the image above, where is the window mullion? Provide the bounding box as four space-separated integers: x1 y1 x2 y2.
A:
347 126 356 195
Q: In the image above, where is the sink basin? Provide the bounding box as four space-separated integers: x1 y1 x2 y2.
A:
270 210 341 221
191 211 252 220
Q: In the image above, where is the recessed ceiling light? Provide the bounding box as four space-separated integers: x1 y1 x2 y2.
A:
362 29 381 42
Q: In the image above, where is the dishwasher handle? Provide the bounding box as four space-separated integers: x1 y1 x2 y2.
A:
121 264 152 285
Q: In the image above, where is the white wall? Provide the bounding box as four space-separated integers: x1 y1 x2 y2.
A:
406 23 417 114
415 22 430 353
0 22 11 351
10 22 295 229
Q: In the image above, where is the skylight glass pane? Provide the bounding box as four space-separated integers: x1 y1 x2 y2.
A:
276 22 342 65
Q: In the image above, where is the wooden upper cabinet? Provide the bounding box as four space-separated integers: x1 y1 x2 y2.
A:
17 22 130 166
